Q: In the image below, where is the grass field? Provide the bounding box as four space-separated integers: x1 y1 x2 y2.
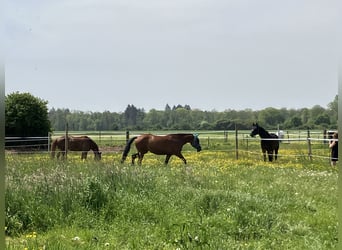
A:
5 146 337 249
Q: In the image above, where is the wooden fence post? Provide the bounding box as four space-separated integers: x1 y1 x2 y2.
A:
235 124 239 160
48 132 51 153
65 122 68 160
307 129 312 161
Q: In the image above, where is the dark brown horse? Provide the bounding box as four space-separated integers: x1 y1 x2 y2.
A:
121 133 202 165
51 135 102 160
250 123 279 162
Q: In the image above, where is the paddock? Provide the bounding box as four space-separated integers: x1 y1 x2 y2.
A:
5 129 337 165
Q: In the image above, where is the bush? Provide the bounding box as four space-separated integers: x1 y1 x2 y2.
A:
5 92 52 149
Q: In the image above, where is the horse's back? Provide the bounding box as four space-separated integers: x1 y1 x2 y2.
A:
261 133 279 151
135 134 162 153
53 136 65 149
134 134 152 152
270 134 280 149
135 134 183 155
73 136 95 151
54 135 94 151
152 135 179 153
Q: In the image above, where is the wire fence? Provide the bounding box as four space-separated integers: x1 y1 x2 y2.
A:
5 130 337 163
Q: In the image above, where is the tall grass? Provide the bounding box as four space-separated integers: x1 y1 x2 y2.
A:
5 152 337 249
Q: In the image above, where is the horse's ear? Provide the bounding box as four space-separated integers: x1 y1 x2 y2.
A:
193 133 198 138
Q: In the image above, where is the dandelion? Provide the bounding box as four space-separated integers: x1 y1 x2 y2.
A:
26 231 37 238
72 236 80 241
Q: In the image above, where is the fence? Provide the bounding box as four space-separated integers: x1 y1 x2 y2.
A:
5 137 49 151
5 130 337 162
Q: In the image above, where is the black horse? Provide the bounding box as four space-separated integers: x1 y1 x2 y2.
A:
250 123 279 162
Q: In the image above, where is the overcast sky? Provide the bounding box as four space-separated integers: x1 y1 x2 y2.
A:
5 0 338 112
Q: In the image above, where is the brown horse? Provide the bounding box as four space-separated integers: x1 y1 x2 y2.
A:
51 135 102 160
121 133 202 165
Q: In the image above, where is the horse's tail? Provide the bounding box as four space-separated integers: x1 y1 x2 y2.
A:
121 136 138 163
51 139 57 159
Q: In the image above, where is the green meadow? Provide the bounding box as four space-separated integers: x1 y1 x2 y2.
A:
5 147 337 249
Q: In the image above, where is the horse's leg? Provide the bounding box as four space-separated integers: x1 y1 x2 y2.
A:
275 149 278 161
81 152 87 160
131 153 139 165
262 149 266 161
268 151 273 162
176 153 187 164
57 152 61 159
137 153 144 165
165 155 172 165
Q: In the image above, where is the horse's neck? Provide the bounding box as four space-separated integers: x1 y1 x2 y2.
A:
258 127 271 138
172 134 193 144
184 134 194 144
89 140 99 151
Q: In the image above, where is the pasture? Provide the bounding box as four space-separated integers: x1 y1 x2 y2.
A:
5 137 338 249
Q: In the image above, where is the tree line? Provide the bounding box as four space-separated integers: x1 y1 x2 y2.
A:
49 96 338 131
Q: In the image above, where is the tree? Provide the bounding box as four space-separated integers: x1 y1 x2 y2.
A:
143 109 163 129
46 96 338 131
5 92 51 136
214 120 231 130
123 104 145 129
327 95 338 127
314 114 330 127
123 104 138 128
257 107 285 128
284 116 302 128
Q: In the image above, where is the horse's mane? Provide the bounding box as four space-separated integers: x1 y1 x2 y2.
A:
63 135 99 150
167 133 193 137
262 128 279 138
258 126 270 137
83 136 99 151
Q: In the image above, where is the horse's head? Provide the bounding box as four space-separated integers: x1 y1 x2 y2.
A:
95 151 102 161
250 123 259 137
191 134 202 152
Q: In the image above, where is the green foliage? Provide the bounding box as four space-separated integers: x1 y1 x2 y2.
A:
5 153 337 249
258 107 285 127
48 96 338 131
82 178 108 212
5 92 51 136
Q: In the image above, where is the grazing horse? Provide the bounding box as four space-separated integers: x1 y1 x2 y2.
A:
121 133 202 165
51 135 102 160
250 123 279 162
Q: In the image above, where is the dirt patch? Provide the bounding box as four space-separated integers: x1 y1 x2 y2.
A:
100 145 124 153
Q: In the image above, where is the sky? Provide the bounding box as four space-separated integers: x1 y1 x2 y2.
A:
5 0 338 112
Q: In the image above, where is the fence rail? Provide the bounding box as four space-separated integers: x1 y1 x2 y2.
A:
5 130 337 162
